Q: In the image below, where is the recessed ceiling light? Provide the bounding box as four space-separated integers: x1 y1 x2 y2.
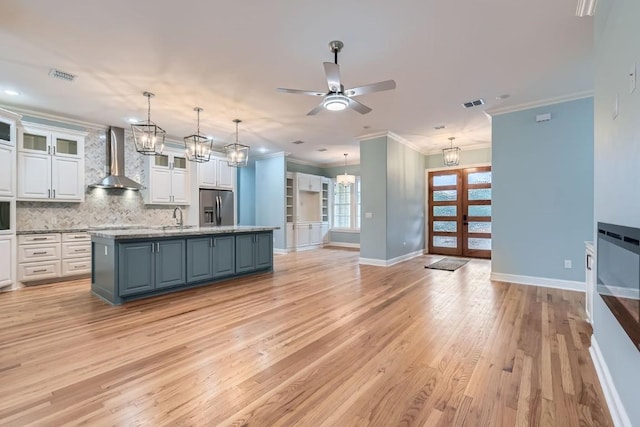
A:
128 118 139 123
4 89 20 96
258 147 268 153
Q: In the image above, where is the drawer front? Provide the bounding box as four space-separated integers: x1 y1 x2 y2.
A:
18 233 61 245
62 232 90 242
18 261 61 281
62 242 91 259
18 243 61 263
61 257 91 276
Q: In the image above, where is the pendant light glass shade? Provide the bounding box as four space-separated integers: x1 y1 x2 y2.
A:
184 107 212 163
131 92 165 156
442 137 460 166
336 153 356 186
225 119 249 167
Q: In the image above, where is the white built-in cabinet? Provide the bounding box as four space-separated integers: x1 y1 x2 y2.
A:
286 172 330 251
143 150 190 205
585 242 595 324
17 123 86 202
198 156 235 189
0 108 19 289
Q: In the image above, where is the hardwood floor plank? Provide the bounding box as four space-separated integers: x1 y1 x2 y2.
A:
0 249 613 426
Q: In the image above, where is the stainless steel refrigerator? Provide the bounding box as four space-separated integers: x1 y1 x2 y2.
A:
199 189 234 226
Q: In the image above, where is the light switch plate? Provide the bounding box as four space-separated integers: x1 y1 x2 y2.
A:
631 63 636 94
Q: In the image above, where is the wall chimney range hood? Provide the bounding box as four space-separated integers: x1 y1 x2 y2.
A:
89 126 144 190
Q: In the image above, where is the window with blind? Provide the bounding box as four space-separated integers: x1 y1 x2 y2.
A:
332 178 361 229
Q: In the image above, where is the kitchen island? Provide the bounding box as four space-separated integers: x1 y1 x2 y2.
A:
90 226 277 305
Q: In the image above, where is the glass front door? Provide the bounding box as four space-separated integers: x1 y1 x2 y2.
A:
428 166 492 258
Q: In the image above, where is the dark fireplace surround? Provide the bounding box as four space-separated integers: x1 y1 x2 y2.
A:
597 222 640 351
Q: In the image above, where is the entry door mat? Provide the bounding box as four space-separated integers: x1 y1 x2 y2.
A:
425 257 469 271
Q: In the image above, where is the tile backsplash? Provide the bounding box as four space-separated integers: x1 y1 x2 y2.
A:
16 126 190 230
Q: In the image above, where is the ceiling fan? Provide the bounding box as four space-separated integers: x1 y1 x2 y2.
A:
277 40 396 115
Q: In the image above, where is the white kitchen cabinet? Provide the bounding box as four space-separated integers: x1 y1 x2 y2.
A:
17 232 91 282
286 223 295 249
310 223 322 245
17 124 86 202
296 223 311 247
144 151 190 205
0 143 15 197
198 157 235 189
0 237 13 288
321 223 330 244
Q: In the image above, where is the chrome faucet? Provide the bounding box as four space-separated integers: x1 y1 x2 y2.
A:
172 207 183 227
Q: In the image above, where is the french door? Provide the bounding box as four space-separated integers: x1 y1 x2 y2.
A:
428 166 492 258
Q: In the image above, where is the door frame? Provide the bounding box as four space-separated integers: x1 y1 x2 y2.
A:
424 163 491 257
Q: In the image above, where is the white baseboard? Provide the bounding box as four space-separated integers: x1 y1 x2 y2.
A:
359 250 423 267
490 272 585 292
326 242 360 249
273 248 290 255
589 337 632 427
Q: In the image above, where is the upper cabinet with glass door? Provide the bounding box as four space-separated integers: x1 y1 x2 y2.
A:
143 149 191 205
0 108 21 198
17 123 86 202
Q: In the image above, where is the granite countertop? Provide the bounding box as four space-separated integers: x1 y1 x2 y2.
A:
90 225 279 240
16 225 156 235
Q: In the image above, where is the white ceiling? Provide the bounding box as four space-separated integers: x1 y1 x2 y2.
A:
0 0 593 165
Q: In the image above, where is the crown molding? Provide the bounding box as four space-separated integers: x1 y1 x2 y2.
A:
357 131 424 154
0 103 107 130
0 107 22 121
422 141 492 156
253 151 290 161
286 157 325 168
485 90 594 116
323 159 360 168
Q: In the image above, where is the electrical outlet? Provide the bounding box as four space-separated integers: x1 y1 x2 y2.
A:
564 259 572 269
365 212 373 219
50 217 57 225
104 247 108 255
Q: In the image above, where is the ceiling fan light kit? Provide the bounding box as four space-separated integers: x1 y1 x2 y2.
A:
131 91 166 156
277 40 396 115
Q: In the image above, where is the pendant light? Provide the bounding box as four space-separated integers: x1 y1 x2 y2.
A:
131 91 165 156
442 137 461 166
336 153 356 186
184 107 213 163
225 119 250 167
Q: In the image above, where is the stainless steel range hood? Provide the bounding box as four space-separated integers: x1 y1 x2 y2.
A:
89 126 144 190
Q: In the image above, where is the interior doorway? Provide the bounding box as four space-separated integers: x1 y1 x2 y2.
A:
427 166 492 258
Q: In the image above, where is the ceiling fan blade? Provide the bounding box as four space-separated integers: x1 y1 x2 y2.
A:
323 62 342 92
277 88 325 96
307 104 325 116
345 80 396 97
348 98 372 115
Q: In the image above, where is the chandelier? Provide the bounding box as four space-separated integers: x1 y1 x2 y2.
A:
442 137 461 166
131 91 165 156
225 119 250 167
336 153 356 186
184 107 212 163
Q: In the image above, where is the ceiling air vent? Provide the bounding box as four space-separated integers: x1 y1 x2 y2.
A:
462 99 485 109
434 125 446 130
292 140 304 145
317 148 327 152
49 68 76 82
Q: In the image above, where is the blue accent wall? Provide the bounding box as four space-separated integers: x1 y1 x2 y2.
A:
329 231 360 245
286 161 327 176
492 97 594 282
237 164 255 225
360 135 425 262
360 137 388 260
255 156 286 250
593 0 640 423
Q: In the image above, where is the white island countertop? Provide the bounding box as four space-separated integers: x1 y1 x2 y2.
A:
90 225 279 240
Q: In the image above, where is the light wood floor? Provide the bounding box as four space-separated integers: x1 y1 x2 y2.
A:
0 249 612 426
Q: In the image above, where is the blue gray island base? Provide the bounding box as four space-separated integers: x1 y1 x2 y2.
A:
91 227 275 305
